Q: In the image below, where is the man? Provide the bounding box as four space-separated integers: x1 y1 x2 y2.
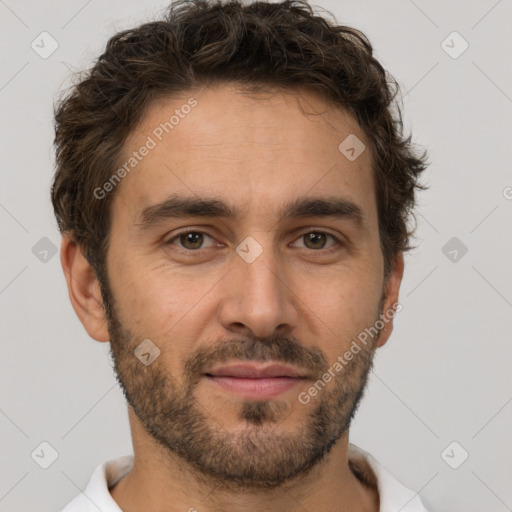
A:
53 0 430 511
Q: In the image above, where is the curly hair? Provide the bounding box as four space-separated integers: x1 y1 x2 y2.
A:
51 0 428 283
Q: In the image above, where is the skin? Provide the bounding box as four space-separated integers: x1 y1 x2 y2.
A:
61 83 404 512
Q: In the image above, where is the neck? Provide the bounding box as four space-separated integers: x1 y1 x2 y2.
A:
109 413 379 512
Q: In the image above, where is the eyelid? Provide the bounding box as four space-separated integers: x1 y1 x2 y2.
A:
165 227 344 253
291 228 343 251
165 228 217 249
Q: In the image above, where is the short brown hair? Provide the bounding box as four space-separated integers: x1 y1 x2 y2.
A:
51 0 428 284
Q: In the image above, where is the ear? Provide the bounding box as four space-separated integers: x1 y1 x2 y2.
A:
375 251 404 348
60 234 110 342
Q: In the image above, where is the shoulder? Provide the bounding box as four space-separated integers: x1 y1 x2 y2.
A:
348 444 431 512
58 455 133 512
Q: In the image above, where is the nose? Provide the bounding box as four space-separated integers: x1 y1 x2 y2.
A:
218 240 300 339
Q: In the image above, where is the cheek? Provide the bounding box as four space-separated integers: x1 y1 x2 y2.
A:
107 257 174 332
312 269 382 351
112 260 218 345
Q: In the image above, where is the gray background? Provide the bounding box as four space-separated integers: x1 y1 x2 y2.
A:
1 0 511 511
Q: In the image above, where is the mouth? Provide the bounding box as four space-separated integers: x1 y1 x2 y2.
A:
203 362 309 400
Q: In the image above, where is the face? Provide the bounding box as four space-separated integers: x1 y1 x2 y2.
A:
100 83 400 489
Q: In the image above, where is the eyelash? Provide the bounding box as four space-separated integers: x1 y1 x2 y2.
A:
165 228 343 255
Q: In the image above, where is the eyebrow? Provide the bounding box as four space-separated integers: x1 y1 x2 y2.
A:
135 193 367 232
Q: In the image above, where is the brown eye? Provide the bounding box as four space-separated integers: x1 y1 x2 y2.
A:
303 232 328 249
290 230 343 255
293 231 340 251
167 231 215 251
180 232 204 249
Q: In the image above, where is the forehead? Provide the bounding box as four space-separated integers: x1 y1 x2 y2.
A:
111 83 377 228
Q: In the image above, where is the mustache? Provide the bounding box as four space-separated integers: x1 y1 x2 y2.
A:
184 333 328 384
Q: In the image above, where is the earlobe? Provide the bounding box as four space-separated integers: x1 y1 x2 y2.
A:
375 251 404 348
60 235 111 342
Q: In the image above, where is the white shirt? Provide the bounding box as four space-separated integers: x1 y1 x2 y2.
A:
60 444 430 511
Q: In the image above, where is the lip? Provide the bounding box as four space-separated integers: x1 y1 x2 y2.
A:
203 362 309 400
204 375 305 400
205 362 308 379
